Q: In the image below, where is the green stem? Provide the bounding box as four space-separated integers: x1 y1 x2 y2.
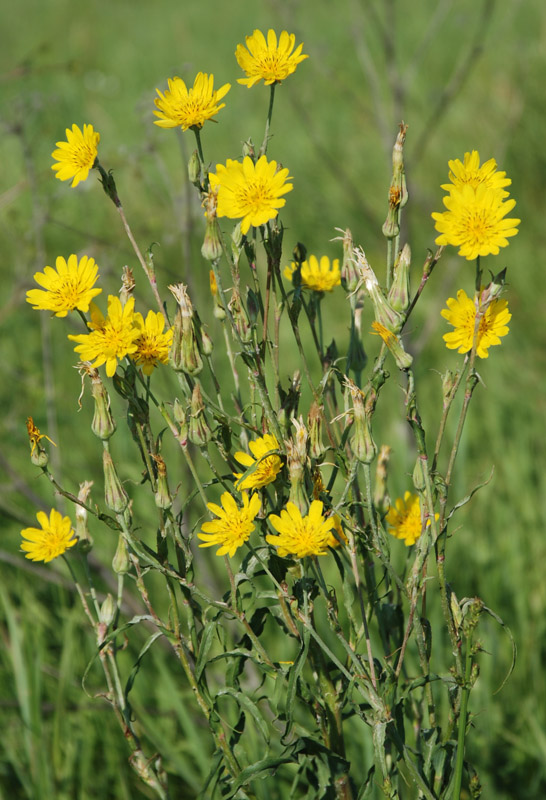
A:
452 636 473 799
259 83 276 157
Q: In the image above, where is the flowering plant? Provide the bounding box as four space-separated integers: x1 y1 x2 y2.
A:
23 29 517 800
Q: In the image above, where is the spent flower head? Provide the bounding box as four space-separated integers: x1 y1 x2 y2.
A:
26 254 102 317
234 434 283 491
197 491 261 557
51 124 100 188
284 255 341 293
386 492 437 547
441 289 511 359
209 156 292 235
432 182 519 260
154 73 231 131
235 29 308 88
266 500 337 558
132 310 173 375
21 509 77 563
68 295 140 377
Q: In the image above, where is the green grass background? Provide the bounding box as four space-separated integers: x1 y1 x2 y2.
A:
1 0 545 797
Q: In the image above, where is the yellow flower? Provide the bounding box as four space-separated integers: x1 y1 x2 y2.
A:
209 156 292 235
326 514 347 549
154 73 231 131
442 151 511 196
441 289 511 359
432 183 519 260
132 310 173 376
284 255 341 293
26 254 102 317
371 321 413 370
266 500 336 558
21 509 77 563
68 295 140 377
197 491 261 557
51 124 100 188
386 492 437 547
236 29 308 87
234 434 283 490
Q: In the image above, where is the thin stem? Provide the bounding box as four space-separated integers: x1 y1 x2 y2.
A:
259 83 276 157
452 635 473 799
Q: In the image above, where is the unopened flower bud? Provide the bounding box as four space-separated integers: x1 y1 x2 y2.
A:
90 369 116 439
412 456 427 492
188 149 201 186
373 445 391 514
388 243 411 314
188 382 212 446
168 284 203 375
200 327 213 356
75 481 94 552
153 455 172 510
308 402 326 459
228 288 252 343
202 217 224 262
346 378 377 464
103 448 129 513
285 438 308 514
441 369 457 407
99 593 116 627
292 416 308 463
112 533 131 574
338 228 358 292
292 242 307 264
232 222 243 249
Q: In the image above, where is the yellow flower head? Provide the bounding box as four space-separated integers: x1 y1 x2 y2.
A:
266 500 336 558
21 508 77 563
234 434 283 491
154 73 231 131
51 124 100 188
236 29 308 88
209 156 293 235
442 151 511 196
26 254 102 318
432 183 519 261
284 255 341 293
197 491 261 557
68 295 140 377
132 310 173 376
386 492 436 547
326 514 348 549
441 289 511 359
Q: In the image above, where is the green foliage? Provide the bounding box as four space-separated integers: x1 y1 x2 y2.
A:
2 1 546 799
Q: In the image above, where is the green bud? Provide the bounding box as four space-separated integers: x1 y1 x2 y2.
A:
292 241 307 264
412 456 427 492
112 533 131 574
200 328 213 356
308 402 326 459
188 382 212 446
201 217 224 262
228 288 252 343
373 444 391 514
388 243 411 314
75 481 94 553
102 448 129 513
346 378 377 464
168 284 203 375
441 369 457 407
242 138 255 159
153 455 172 510
353 247 404 333
246 287 260 326
188 149 201 186
90 370 116 440
99 593 116 627
339 228 358 293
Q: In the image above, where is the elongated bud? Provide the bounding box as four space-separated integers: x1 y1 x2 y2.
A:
188 382 212 446
201 186 223 262
200 328 213 356
89 369 116 439
228 287 252 343
373 445 391 514
285 437 308 514
308 402 326 459
75 481 94 552
388 243 411 314
172 398 188 435
346 378 377 464
103 448 129 513
246 287 260 326
441 369 457 408
99 593 116 627
152 454 172 510
209 270 226 320
412 456 427 492
338 228 358 292
119 267 135 307
168 283 203 375
242 138 255 159
352 247 403 333
382 123 408 239
188 149 201 186
112 533 131 574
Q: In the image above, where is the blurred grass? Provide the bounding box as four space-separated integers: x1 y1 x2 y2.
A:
1 0 546 796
